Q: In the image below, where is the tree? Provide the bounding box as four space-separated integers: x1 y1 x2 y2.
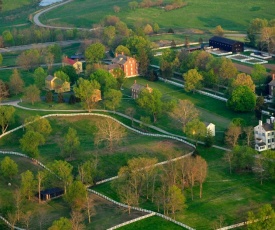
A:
0 106 15 134
153 23 160 34
37 171 46 204
48 44 62 62
125 107 136 126
103 26 116 45
59 65 78 84
64 181 87 211
70 210 85 230
45 52 55 70
262 150 275 181
170 99 199 132
137 88 163 123
0 53 2 66
9 69 24 95
113 5 120 13
247 18 268 47
260 26 275 54
95 118 126 152
50 160 73 194
90 69 117 94
224 151 234 174
24 116 52 138
144 24 153 35
184 36 190 48
104 89 122 111
57 93 64 103
20 131 45 158
214 25 224 37
34 67 47 89
247 204 275 230
73 78 101 112
225 124 242 147
195 156 207 198
243 126 254 147
129 1 139 10
205 129 214 147
112 68 125 89
167 185 186 219
0 80 9 102
62 127 80 160
16 49 40 70
78 160 96 185
219 57 238 85
85 42 105 63
24 85 40 105
0 156 18 180
231 146 256 172
185 119 207 145
251 64 267 84
49 217 72 230
20 170 36 200
227 86 256 112
54 70 70 82
46 91 53 103
115 45 131 56
231 73 255 92
183 69 203 93
2 30 13 46
13 189 22 222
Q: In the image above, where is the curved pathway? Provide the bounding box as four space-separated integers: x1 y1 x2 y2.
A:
33 0 96 31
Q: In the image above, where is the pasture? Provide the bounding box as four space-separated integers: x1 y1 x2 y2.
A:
40 0 275 31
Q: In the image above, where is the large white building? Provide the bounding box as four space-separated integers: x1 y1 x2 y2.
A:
254 118 275 151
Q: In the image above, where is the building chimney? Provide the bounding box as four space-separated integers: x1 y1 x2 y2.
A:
273 74 275 80
122 52 124 55
259 120 263 126
271 116 274 123
115 53 118 57
267 119 270 124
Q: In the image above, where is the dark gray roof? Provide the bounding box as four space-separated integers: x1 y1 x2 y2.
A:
40 187 63 195
262 123 273 131
112 54 127 65
107 63 120 70
131 83 145 91
46 75 55 81
257 142 266 147
268 80 275 86
209 36 244 46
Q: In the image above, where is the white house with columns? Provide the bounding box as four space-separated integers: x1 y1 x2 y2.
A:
254 118 275 151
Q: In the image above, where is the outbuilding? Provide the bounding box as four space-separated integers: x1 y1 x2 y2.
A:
209 36 244 53
39 187 64 201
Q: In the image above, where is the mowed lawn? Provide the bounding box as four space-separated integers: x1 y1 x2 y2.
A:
94 146 275 229
40 0 274 31
2 0 34 12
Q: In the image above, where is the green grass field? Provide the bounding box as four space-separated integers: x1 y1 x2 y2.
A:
94 146 275 229
40 0 274 31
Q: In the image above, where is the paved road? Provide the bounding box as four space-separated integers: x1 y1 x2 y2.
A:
0 40 83 53
33 0 97 31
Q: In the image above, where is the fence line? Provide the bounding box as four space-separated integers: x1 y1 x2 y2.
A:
107 213 156 230
0 216 25 230
89 189 195 230
158 77 228 102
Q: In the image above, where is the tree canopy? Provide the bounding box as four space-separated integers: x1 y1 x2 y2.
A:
85 42 105 63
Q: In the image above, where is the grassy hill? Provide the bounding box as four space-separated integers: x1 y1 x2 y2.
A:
40 0 275 31
2 0 36 12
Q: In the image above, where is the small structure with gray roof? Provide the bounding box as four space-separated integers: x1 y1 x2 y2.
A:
131 80 152 99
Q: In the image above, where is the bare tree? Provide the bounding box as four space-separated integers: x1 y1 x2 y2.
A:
170 99 199 132
125 107 136 126
225 125 242 147
7 212 17 230
14 189 22 221
85 193 94 223
0 80 9 102
94 118 126 152
37 171 46 203
22 211 32 230
195 156 208 198
70 211 85 230
184 156 197 200
224 151 234 174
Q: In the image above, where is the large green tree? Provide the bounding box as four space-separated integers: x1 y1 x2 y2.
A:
50 160 73 194
185 119 207 145
62 127 80 160
0 156 18 180
48 217 72 230
24 116 52 138
90 69 117 94
20 131 45 158
137 88 163 123
104 89 122 111
231 146 256 172
64 180 87 211
24 85 41 105
20 170 36 200
73 78 101 112
33 67 47 89
183 69 203 93
85 42 105 63
0 106 15 134
227 86 256 112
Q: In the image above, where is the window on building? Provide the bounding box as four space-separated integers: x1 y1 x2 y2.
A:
272 138 275 142
262 133 265 136
255 131 258 134
268 139 271 143
268 133 270 136
268 145 271 148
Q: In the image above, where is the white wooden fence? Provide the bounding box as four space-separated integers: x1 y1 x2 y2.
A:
0 216 25 230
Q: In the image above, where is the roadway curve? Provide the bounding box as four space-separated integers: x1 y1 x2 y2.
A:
33 0 93 31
